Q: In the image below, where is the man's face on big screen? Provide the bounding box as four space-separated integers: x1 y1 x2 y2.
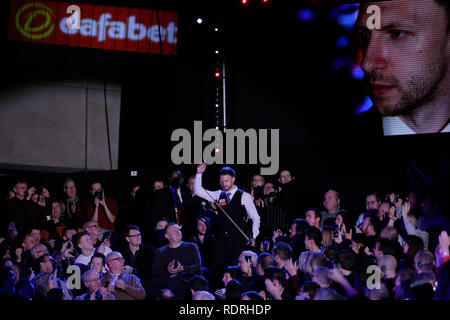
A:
356 0 449 117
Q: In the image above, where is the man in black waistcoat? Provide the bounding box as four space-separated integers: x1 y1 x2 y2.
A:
194 164 260 287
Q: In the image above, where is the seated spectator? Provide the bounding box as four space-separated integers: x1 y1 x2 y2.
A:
298 227 322 272
321 190 347 228
321 226 334 248
355 192 382 228
374 238 402 262
296 281 320 300
304 253 328 279
30 244 49 260
305 208 322 229
400 235 424 269
120 225 155 282
88 252 107 278
237 250 258 290
215 266 242 299
361 215 381 251
75 270 114 300
101 251 146 300
157 288 175 300
192 290 215 300
401 202 429 250
31 255 72 300
73 231 111 268
14 279 34 300
150 217 169 249
288 218 309 261
364 282 390 300
224 279 243 301
241 290 264 300
187 274 209 299
313 287 343 300
414 250 435 274
187 216 216 271
263 266 289 300
0 266 16 299
312 266 332 288
44 201 69 240
151 223 201 299
83 220 103 247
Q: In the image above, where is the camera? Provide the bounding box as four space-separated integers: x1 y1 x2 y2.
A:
35 186 44 195
94 189 103 201
333 227 339 238
102 231 112 242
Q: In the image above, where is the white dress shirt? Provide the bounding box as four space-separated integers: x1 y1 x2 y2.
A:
383 116 450 136
194 173 260 239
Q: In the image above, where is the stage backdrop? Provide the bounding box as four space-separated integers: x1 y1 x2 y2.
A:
0 79 121 171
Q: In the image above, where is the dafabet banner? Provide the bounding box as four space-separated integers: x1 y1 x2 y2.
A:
8 0 178 55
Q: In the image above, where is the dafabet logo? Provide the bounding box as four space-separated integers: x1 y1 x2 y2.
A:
9 0 178 55
15 2 56 39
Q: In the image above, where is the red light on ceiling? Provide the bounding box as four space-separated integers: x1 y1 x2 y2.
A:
215 71 220 78
241 0 248 4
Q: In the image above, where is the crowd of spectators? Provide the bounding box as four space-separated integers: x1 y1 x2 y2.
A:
0 168 449 300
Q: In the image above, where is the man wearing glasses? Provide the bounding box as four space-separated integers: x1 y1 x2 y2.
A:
75 270 115 300
356 192 381 228
62 178 89 229
121 225 155 282
83 220 105 248
101 251 146 300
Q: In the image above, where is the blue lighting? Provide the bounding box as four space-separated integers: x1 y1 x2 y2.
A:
296 9 315 22
351 64 364 80
354 96 373 114
337 12 358 30
332 57 353 70
336 35 350 48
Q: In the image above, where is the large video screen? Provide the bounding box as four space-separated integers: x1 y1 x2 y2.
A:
343 1 449 136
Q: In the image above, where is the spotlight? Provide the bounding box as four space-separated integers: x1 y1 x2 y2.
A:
215 71 220 78
196 18 203 24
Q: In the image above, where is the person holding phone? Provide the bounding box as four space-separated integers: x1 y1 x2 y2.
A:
86 182 118 232
31 254 73 300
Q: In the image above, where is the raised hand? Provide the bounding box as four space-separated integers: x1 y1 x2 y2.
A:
48 270 58 289
197 163 207 174
265 279 283 300
402 201 411 218
284 259 298 277
439 231 449 256
327 268 345 284
115 279 126 290
123 265 134 274
272 229 284 243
